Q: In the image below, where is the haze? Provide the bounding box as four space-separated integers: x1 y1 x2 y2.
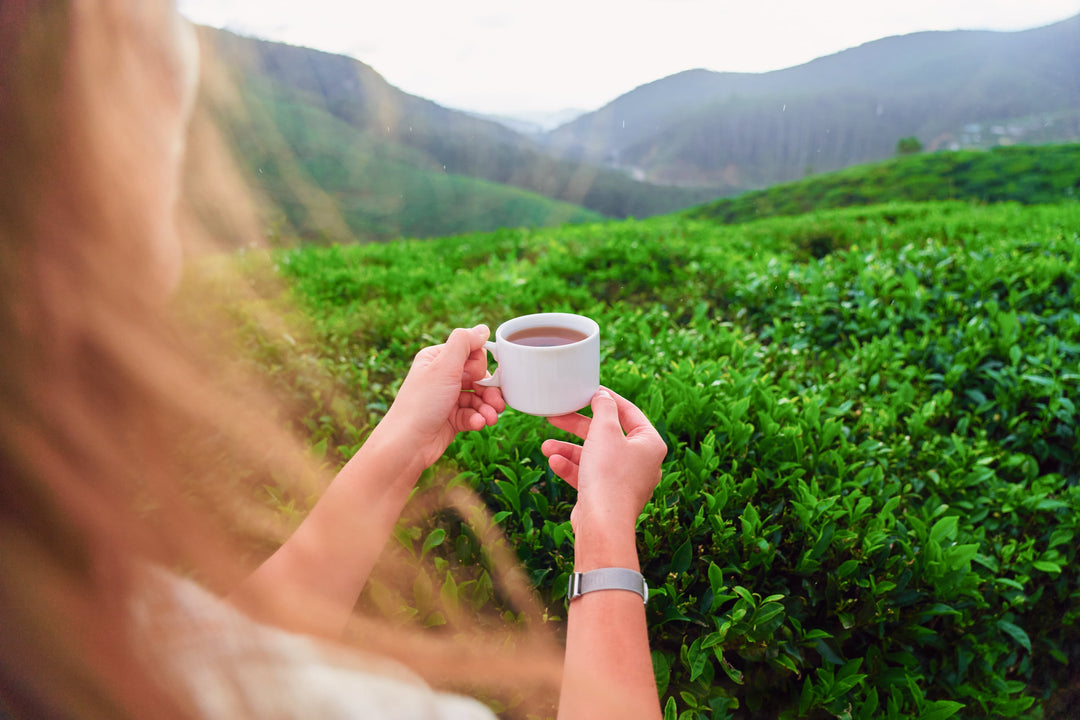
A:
178 0 1079 117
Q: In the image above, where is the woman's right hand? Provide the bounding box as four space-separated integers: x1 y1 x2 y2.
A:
541 388 666 541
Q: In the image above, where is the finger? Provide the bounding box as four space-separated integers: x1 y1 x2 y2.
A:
461 346 490 384
438 325 490 375
452 405 487 432
464 391 499 426
475 384 506 413
604 386 656 437
546 453 580 489
547 412 591 441
541 439 582 465
588 389 622 437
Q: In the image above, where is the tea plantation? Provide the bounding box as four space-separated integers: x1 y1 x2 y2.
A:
688 144 1080 227
247 200 1079 719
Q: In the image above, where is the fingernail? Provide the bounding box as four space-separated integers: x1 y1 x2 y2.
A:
596 390 612 399
472 324 488 333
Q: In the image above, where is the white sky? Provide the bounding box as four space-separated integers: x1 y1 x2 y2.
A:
177 0 1079 117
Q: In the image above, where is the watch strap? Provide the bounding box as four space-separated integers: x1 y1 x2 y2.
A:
567 567 648 604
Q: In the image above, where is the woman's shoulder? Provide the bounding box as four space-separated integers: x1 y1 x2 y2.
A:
131 568 496 720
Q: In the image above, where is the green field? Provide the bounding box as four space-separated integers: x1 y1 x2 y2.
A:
225 194 1080 719
689 144 1080 226
223 84 604 243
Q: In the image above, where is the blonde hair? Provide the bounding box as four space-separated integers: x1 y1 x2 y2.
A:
0 2 562 717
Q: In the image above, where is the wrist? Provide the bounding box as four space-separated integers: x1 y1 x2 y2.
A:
572 521 640 572
363 418 429 481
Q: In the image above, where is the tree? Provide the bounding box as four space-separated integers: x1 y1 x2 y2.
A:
896 136 924 156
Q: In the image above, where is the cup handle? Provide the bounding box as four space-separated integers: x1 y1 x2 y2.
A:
474 341 501 388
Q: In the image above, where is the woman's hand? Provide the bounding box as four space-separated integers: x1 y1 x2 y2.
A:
547 388 666 720
381 325 505 470
542 388 666 540
235 325 503 635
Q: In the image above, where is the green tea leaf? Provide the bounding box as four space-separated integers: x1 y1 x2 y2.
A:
920 700 965 720
421 528 446 557
671 539 693 575
997 620 1032 653
652 650 671 697
929 515 958 544
708 562 724 594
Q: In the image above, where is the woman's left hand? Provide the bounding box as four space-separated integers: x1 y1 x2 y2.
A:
381 325 505 469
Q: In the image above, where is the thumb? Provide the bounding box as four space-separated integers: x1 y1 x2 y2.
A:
438 325 488 371
588 389 621 437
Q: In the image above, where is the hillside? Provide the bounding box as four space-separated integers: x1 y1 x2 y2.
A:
213 82 602 242
688 143 1080 225
226 199 1080 719
202 28 714 242
541 14 1080 191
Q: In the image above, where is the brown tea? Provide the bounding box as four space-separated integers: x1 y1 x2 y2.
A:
506 326 588 347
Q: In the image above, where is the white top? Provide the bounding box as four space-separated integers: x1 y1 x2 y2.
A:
131 570 497 720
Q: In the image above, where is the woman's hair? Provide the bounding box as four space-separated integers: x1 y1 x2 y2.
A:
0 2 561 718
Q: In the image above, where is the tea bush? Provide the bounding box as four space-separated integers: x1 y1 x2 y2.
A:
689 143 1080 226
260 201 1079 718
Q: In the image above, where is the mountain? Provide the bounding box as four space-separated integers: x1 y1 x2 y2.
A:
541 14 1080 192
201 29 714 242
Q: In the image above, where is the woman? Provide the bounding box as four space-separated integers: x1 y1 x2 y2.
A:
0 2 666 719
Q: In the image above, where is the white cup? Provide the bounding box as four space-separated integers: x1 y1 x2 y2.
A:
476 313 600 417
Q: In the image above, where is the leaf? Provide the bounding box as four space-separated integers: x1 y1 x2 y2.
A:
678 691 698 709
713 647 744 685
412 570 433 607
421 528 446 557
920 700 965 720
752 602 786 627
708 562 724 594
929 515 958 544
803 629 833 641
1033 560 1063 575
1048 528 1074 549
687 640 708 682
671 539 693 575
440 572 459 615
651 650 672 697
1031 498 1068 511
494 480 521 514
837 559 860 578
740 502 761 538
732 585 754 605
997 620 1032 653
664 695 677 720
881 496 902 516
799 677 815 715
772 653 800 675
809 523 836 561
815 639 845 665
945 543 979 571
701 632 724 650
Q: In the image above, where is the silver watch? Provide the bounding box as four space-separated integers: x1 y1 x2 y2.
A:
567 567 648 604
